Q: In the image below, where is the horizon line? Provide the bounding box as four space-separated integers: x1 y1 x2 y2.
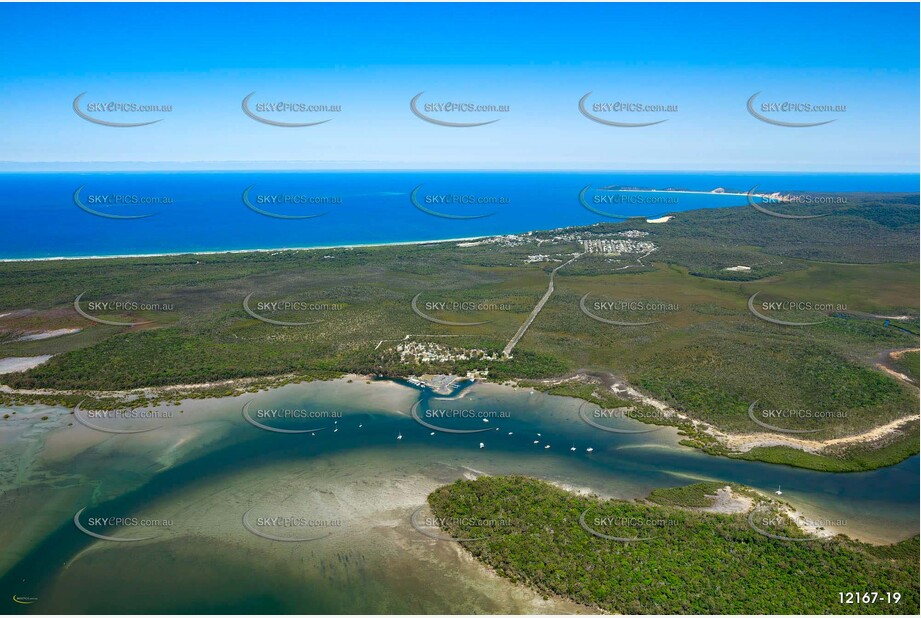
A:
0 165 918 175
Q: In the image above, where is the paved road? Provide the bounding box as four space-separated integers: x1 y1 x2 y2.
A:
503 253 582 357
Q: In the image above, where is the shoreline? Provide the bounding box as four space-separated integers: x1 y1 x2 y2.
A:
0 235 496 264
0 218 675 264
2 375 917 550
529 371 920 469
4 186 909 263
606 188 755 197
0 207 679 263
0 193 786 264
5 368 918 471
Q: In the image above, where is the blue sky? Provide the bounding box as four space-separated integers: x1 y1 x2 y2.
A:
0 2 918 171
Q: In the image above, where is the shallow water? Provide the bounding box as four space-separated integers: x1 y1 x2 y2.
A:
1 378 917 613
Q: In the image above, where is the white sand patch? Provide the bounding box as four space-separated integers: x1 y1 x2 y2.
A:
0 356 53 374
614 443 674 451
458 465 488 480
610 381 680 420
548 480 598 497
15 328 81 342
775 502 841 540
708 489 838 539
646 215 673 223
719 414 921 454
697 486 753 514
723 265 751 272
877 363 914 384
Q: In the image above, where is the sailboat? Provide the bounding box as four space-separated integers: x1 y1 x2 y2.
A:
775 485 783 495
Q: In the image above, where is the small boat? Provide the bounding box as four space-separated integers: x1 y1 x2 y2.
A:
430 432 435 436
508 432 513 435
570 446 577 452
586 447 594 453
775 485 783 495
397 433 403 440
544 444 550 449
479 442 485 449
483 418 489 423
533 440 540 444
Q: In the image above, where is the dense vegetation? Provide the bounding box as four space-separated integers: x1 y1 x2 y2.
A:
428 476 920 614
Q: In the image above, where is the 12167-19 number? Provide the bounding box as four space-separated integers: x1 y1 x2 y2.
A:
839 592 901 604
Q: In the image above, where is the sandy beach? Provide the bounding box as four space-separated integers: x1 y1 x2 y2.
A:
0 355 53 374
0 235 496 264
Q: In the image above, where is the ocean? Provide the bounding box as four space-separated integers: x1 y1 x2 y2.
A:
1 171 917 260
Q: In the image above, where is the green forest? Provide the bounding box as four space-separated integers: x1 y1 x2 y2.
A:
428 476 920 614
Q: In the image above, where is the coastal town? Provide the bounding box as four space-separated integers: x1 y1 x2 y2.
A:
458 227 659 259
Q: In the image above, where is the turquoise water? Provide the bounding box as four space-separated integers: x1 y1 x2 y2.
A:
1 379 917 613
1 171 917 260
